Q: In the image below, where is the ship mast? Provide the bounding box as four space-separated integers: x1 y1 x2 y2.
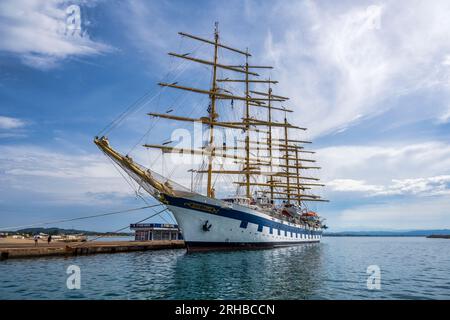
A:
206 22 220 198
267 85 274 201
149 23 255 199
295 147 301 204
283 116 291 204
143 25 328 203
244 50 250 198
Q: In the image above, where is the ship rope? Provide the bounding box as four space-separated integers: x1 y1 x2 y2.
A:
72 207 169 246
193 160 207 193
96 89 155 137
135 191 175 225
97 39 206 138
127 57 210 184
105 155 174 225
159 70 211 184
0 204 165 231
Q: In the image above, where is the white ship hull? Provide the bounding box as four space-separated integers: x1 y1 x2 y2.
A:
162 194 322 251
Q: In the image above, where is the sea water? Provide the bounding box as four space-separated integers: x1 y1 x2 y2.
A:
1 237 449 299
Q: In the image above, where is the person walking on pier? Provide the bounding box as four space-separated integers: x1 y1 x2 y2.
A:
47 235 52 244
34 235 38 246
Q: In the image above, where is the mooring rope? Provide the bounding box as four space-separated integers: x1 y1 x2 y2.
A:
0 204 164 231
72 207 169 246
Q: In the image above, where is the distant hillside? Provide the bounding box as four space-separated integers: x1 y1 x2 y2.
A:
2 227 132 236
324 229 450 237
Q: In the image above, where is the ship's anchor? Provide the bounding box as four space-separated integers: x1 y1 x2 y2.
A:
202 220 212 232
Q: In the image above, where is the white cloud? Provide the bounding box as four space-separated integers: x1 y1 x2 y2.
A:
0 0 111 69
443 55 450 66
328 176 450 197
0 145 135 205
316 141 450 228
110 0 450 135
319 142 450 184
0 116 26 129
327 179 383 193
261 0 450 137
336 197 450 229
438 106 450 124
380 176 450 197
118 1 171 52
112 0 450 135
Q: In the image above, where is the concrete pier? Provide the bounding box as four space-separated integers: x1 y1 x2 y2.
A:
0 240 185 260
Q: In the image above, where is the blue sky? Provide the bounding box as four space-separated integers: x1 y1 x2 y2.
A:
1 0 450 232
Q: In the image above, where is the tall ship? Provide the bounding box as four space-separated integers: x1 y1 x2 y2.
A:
94 24 328 251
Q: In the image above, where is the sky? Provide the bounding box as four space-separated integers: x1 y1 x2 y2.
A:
1 0 450 232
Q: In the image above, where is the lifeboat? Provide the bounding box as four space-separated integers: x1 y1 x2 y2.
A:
302 211 318 217
281 209 293 217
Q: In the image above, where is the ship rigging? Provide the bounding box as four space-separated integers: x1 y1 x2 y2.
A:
95 23 328 251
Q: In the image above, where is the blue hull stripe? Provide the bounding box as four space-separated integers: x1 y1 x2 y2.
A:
164 194 322 236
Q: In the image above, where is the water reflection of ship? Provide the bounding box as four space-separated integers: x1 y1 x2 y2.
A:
170 244 323 299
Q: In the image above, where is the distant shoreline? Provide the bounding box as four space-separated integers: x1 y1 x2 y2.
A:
426 234 450 239
323 234 426 237
88 234 132 237
0 227 132 237
324 229 450 237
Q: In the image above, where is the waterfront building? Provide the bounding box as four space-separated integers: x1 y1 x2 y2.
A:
130 223 183 241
